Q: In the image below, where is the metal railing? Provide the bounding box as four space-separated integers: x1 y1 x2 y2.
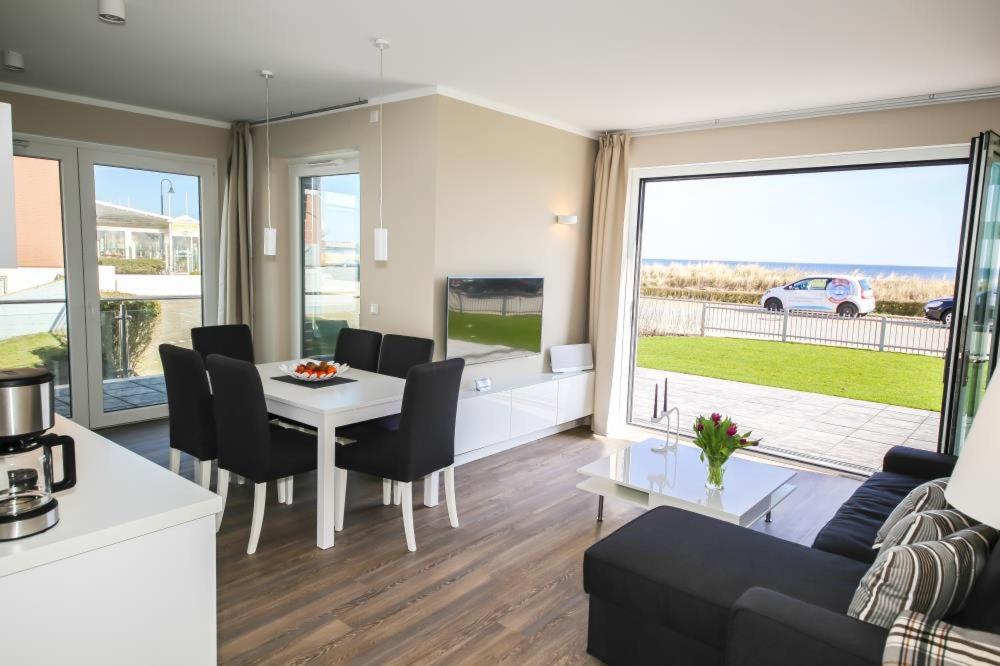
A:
638 297 948 357
447 292 543 316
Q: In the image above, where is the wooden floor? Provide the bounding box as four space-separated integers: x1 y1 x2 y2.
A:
102 421 861 665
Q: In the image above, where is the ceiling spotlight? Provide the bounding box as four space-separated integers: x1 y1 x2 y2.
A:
98 0 126 25
2 51 25 73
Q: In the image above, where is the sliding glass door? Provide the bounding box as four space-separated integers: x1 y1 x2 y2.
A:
941 131 1000 454
290 157 361 358
5 137 217 429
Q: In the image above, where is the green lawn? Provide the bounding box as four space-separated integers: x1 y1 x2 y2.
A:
0 332 68 375
636 335 943 411
447 312 542 351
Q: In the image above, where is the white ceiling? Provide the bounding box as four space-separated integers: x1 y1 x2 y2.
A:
1 0 999 134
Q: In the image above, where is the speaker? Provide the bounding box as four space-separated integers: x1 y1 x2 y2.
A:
550 343 593 373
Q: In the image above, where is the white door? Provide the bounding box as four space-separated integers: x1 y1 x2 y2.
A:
4 141 90 422
6 138 218 428
77 148 218 427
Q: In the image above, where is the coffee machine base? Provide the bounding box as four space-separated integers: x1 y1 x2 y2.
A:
0 499 59 541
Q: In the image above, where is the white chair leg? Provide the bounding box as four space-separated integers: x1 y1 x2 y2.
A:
423 471 440 507
168 448 181 475
382 478 391 505
197 460 211 491
285 477 294 505
334 468 347 531
400 482 416 552
277 477 286 504
393 480 401 506
444 465 459 528
247 482 267 555
215 469 230 532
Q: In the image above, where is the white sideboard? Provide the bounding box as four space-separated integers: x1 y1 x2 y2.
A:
454 370 594 464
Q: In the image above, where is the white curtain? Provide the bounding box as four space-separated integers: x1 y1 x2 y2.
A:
589 132 631 435
218 122 254 328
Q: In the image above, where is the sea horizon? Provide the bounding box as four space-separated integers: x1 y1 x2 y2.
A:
642 258 956 281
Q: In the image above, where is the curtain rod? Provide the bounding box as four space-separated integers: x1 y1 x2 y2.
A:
249 98 368 127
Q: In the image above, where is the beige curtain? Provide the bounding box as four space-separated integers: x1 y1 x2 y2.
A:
589 132 631 435
218 122 254 328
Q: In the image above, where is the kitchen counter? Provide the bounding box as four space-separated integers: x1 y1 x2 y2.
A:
0 416 222 665
0 415 222 577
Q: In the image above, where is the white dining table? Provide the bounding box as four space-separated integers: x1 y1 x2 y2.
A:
256 361 414 549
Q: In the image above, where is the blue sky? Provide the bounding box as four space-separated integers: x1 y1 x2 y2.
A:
641 163 968 267
308 173 360 244
94 165 201 220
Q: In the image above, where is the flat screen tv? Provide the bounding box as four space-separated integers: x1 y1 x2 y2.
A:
446 276 543 365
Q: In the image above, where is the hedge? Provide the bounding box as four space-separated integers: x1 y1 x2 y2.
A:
640 287 926 317
99 258 166 275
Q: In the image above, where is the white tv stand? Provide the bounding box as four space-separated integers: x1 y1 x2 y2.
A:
420 369 594 507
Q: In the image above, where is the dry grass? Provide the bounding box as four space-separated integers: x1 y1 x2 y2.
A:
641 263 953 303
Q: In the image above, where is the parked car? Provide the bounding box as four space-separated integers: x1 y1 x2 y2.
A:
924 296 954 326
761 275 875 317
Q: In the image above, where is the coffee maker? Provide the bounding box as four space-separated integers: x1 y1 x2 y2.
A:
0 368 76 540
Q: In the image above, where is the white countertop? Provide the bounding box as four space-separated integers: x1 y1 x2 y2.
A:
0 416 222 578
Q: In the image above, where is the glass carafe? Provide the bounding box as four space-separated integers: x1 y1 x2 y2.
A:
0 434 76 519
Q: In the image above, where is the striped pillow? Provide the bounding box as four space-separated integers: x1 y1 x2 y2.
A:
884 611 1000 665
849 524 998 628
874 477 950 548
879 509 976 552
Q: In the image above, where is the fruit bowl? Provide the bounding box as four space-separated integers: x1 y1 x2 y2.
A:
278 360 350 382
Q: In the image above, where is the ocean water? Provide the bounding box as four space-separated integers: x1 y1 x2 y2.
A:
642 258 956 281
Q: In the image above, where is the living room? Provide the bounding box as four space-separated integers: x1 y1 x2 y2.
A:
1 1 1000 664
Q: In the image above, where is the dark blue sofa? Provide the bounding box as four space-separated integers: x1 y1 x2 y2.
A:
583 446 1000 665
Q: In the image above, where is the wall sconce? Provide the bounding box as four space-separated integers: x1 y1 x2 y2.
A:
555 215 578 225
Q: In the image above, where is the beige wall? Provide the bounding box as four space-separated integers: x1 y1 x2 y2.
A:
249 95 439 361
434 97 596 379
0 90 230 164
630 98 1000 168
251 94 597 377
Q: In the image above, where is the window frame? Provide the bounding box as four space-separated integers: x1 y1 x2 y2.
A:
288 152 361 359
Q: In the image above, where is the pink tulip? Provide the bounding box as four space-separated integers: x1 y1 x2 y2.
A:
726 424 738 436
695 423 704 432
739 438 747 445
710 413 722 423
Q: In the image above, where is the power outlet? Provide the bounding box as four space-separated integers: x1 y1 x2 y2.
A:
369 303 380 315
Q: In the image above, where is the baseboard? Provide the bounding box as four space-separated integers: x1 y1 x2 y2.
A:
455 416 592 467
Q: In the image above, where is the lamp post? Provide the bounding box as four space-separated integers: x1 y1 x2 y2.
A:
160 178 175 274
160 178 175 216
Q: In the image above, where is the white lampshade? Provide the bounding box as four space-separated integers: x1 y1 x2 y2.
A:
373 227 388 262
262 227 277 256
946 373 1000 528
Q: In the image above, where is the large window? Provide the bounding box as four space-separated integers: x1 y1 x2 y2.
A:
627 149 969 474
292 158 361 358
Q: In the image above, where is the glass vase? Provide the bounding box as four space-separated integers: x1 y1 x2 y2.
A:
704 458 727 491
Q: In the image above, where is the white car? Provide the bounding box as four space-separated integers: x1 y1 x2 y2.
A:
760 275 875 317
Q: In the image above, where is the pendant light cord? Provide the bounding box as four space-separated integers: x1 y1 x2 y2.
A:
378 45 384 231
265 73 272 230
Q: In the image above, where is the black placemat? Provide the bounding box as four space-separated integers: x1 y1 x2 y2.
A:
270 375 357 389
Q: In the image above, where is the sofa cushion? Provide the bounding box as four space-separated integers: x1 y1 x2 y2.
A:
584 506 870 650
879 509 976 552
813 472 928 563
873 477 950 547
848 524 998 628
883 611 1000 666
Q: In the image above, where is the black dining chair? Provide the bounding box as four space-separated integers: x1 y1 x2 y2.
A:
159 344 216 490
334 328 382 372
310 319 349 357
191 324 255 364
206 354 319 554
378 334 434 379
334 357 465 552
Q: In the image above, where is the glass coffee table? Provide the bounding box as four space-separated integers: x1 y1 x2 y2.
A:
577 438 796 527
